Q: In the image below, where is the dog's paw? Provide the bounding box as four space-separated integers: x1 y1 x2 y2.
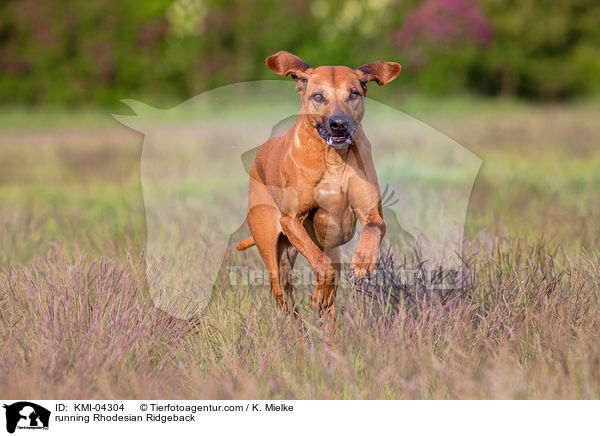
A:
314 259 337 285
350 249 378 277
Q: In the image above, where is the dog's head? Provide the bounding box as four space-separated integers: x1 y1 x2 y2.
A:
266 50 401 149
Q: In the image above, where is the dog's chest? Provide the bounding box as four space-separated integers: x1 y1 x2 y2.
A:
311 166 356 248
313 167 351 211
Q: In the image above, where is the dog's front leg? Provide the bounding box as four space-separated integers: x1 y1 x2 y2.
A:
351 207 386 277
348 146 386 277
280 214 337 316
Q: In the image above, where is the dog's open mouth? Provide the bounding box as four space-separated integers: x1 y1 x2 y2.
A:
317 125 355 149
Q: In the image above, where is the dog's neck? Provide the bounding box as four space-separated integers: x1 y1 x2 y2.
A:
323 143 351 171
293 116 353 170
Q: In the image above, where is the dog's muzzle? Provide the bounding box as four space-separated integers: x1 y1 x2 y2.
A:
317 115 356 149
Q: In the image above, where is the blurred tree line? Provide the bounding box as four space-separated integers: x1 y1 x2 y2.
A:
0 0 599 105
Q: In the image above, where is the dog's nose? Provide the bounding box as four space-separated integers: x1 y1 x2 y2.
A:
329 115 351 136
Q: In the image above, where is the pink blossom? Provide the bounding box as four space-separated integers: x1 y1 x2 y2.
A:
395 0 493 49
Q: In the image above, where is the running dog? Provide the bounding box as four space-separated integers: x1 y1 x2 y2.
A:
237 50 401 319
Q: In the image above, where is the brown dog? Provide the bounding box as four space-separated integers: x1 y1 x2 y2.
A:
236 50 401 319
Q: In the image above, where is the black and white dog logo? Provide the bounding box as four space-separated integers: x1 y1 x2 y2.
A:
3 402 50 434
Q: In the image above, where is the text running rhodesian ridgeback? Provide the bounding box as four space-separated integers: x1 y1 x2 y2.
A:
236 50 401 319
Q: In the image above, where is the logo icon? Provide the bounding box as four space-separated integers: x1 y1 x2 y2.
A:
2 402 50 434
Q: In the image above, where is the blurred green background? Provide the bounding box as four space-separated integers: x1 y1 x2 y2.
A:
2 0 600 106
1 0 599 263
0 0 599 262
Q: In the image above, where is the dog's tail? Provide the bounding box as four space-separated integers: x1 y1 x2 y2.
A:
236 236 256 251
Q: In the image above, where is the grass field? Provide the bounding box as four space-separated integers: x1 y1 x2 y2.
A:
1 96 599 399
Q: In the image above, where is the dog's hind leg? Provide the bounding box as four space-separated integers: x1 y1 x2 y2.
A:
247 204 288 311
277 235 299 316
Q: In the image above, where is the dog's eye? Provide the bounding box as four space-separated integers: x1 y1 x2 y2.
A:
348 90 360 100
311 93 324 103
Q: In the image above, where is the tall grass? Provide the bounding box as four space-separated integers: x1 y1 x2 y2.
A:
1 239 598 399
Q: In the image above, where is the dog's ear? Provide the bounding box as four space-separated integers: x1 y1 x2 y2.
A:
357 61 401 86
266 51 313 93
